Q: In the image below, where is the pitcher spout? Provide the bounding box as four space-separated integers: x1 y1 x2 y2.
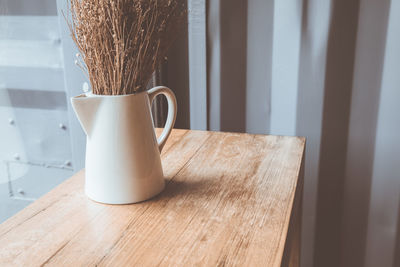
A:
71 93 101 137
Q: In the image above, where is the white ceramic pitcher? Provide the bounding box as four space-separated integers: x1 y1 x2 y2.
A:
71 86 177 204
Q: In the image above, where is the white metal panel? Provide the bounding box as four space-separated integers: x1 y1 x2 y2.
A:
9 162 72 200
188 0 207 130
295 2 332 266
0 181 31 223
0 40 63 68
0 106 29 183
0 9 73 222
0 105 72 182
269 0 302 136
56 0 88 170
245 0 273 134
0 16 60 40
0 67 65 92
0 16 63 69
207 0 221 131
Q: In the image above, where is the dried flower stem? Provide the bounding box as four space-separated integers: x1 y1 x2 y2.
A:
67 0 186 95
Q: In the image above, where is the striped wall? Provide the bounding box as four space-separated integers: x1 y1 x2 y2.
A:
179 0 400 266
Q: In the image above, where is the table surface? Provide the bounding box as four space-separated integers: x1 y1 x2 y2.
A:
0 129 305 266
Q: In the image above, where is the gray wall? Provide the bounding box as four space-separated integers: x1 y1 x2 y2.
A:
184 0 400 266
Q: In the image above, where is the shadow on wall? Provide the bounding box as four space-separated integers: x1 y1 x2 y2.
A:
166 9 190 130
0 0 57 15
313 0 361 266
206 0 250 132
395 196 400 266
218 0 247 132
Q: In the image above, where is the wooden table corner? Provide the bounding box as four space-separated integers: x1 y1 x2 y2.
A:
0 129 305 267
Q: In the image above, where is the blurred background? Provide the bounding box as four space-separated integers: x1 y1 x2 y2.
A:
0 0 73 222
1 1 399 267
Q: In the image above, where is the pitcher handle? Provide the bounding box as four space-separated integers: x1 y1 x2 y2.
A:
148 86 177 152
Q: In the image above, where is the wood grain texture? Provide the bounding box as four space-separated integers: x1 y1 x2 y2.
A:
0 129 305 267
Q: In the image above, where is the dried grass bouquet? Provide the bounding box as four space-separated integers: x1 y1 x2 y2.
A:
67 0 186 95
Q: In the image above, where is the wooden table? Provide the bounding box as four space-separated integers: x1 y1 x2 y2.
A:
0 129 305 266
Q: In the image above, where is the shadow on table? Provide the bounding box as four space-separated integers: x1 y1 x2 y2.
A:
152 177 220 202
